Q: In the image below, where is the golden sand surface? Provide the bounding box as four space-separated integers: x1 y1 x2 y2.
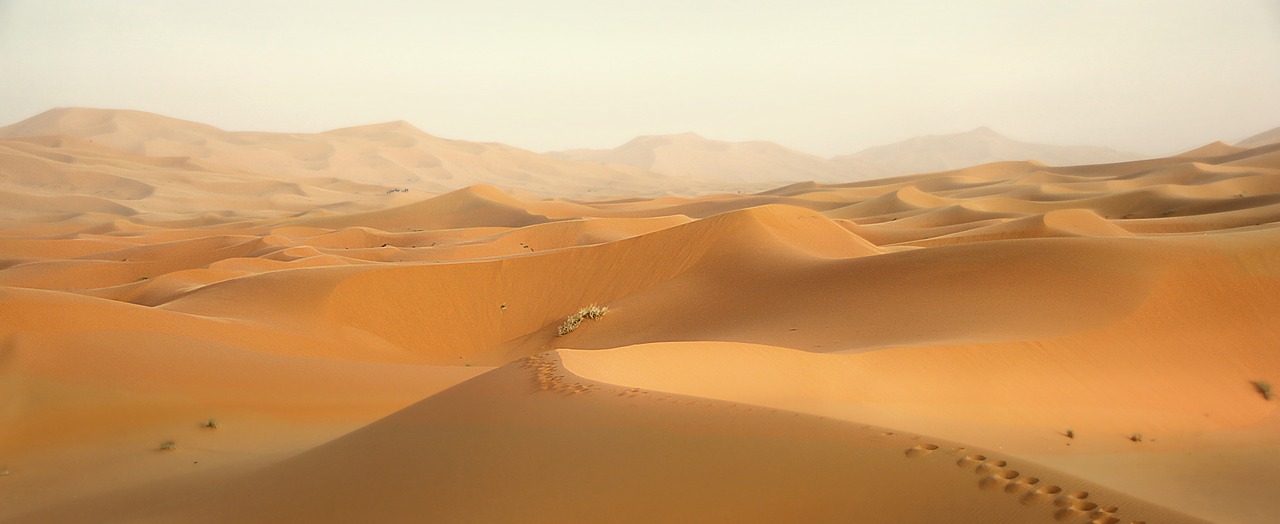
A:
2 109 1279 523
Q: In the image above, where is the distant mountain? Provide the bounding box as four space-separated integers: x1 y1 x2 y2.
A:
1237 126 1280 149
833 127 1144 176
0 108 692 197
551 132 883 184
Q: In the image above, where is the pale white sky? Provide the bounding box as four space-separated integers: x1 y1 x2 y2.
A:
1 0 1277 156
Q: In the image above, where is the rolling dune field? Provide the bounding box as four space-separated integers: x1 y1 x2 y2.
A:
2 110 1279 523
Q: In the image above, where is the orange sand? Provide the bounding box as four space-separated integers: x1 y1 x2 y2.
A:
2 109 1279 523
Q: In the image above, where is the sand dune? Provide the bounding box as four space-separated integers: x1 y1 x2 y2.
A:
1176 140 1249 158
2 113 1279 522
1237 126 1280 148
834 126 1144 176
291 184 554 231
25 353 1206 523
551 132 878 184
0 108 729 199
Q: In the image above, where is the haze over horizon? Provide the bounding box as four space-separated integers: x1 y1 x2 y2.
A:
2 0 1277 157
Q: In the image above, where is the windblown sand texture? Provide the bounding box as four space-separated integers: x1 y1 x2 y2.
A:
2 110 1279 523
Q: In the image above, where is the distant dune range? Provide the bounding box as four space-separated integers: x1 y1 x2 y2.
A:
1237 125 1280 149
0 108 700 203
1 108 1279 523
552 126 1146 182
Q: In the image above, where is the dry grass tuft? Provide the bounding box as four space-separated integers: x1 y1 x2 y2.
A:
557 304 608 336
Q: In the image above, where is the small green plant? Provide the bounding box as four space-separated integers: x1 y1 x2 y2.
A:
159 440 177 451
1252 380 1273 400
1064 428 1074 439
1128 433 1142 443
204 418 219 429
557 304 608 336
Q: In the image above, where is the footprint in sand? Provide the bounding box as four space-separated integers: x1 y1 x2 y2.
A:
1074 501 1099 512
1020 484 1061 506
1004 475 1040 495
1051 491 1095 520
904 443 939 458
975 459 1008 474
1086 506 1120 524
956 454 987 468
978 469 1020 491
1053 491 1089 508
1053 500 1101 523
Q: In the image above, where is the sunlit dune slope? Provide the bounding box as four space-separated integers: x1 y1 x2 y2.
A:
19 355 1206 524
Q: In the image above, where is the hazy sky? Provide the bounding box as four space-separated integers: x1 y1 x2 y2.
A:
2 1 1277 156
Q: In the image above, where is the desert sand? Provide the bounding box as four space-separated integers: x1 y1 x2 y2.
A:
2 109 1279 523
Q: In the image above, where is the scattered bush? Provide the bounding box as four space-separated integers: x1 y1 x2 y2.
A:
1 465 9 476
557 304 608 336
1128 433 1142 443
1064 428 1074 439
1252 380 1273 400
204 418 219 429
159 440 177 451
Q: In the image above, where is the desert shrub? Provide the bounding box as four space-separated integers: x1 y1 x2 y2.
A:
159 440 177 451
557 304 608 336
1252 380 1273 400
